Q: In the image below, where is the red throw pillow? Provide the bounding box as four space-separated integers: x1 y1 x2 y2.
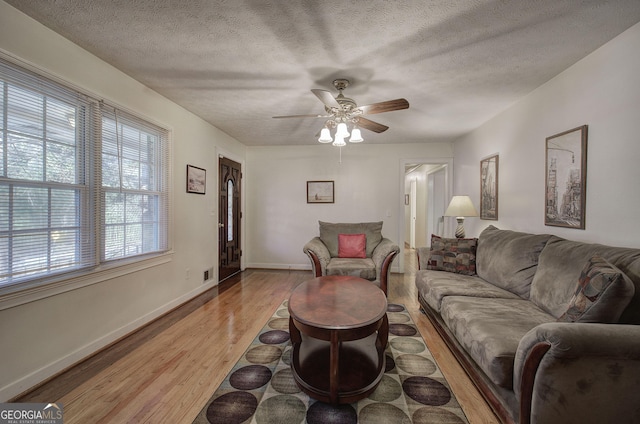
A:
338 233 367 258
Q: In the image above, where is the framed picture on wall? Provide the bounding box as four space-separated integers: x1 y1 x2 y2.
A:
307 181 334 203
545 125 588 229
480 154 499 220
186 164 206 194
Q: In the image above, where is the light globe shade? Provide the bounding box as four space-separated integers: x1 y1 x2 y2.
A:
318 127 333 143
335 122 350 138
444 196 478 217
332 135 346 147
349 128 363 143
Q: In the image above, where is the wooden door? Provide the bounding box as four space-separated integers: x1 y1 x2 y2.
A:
218 157 242 281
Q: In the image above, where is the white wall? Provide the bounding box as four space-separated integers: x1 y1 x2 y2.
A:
452 21 640 248
244 143 453 272
0 2 245 400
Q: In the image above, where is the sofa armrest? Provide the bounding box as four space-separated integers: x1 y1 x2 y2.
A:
303 237 331 277
416 247 430 270
514 322 640 424
372 238 400 293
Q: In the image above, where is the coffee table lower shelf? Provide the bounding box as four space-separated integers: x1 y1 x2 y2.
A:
289 324 387 405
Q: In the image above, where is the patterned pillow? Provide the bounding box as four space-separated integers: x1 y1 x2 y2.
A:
426 235 477 275
557 255 635 323
338 233 367 258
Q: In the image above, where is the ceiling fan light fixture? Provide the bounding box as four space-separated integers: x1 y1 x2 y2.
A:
332 135 346 147
318 127 333 143
335 122 350 138
273 78 409 149
349 128 363 143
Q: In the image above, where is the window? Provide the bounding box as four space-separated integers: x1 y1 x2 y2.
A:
0 57 170 293
101 107 169 262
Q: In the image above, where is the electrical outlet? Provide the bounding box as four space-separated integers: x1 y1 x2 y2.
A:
185 268 191 280
204 269 209 281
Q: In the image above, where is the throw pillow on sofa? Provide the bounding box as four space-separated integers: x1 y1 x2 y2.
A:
558 255 635 323
338 233 367 258
426 234 477 275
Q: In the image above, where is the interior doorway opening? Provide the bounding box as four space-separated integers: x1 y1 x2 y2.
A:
398 159 452 273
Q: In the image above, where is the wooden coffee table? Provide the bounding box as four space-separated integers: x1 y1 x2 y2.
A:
288 275 388 404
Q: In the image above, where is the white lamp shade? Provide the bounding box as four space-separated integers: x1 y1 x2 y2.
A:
318 127 333 143
332 135 346 147
349 128 363 143
444 195 478 217
335 122 350 137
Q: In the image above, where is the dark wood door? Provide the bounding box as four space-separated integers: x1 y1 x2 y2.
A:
218 157 242 281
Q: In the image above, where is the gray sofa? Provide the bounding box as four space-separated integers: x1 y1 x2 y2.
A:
415 225 640 424
303 221 399 295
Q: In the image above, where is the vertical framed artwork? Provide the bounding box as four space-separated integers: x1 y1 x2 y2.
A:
307 181 334 203
480 154 499 220
186 164 206 194
545 125 588 229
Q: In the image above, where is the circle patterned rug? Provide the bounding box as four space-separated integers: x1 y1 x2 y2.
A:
193 301 468 424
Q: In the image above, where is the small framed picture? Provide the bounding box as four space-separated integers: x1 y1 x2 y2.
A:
545 125 588 229
480 154 498 220
307 181 334 203
186 164 206 194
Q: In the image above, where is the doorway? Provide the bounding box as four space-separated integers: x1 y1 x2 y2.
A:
399 159 452 272
219 156 242 281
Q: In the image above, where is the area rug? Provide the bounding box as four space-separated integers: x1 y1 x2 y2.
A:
193 300 468 424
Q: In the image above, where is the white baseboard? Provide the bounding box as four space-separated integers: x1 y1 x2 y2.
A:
246 263 401 273
246 263 311 271
0 280 218 402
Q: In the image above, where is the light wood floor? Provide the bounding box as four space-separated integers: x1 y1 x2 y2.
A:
15 249 499 423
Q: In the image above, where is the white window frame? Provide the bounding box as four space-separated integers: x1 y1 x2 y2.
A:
0 55 172 311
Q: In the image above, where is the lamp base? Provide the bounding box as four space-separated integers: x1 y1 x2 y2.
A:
454 217 466 238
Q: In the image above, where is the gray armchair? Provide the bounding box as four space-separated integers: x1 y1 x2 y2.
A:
303 221 399 295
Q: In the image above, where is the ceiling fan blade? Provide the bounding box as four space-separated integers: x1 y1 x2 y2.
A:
358 117 389 133
356 98 409 115
272 114 330 119
311 89 341 108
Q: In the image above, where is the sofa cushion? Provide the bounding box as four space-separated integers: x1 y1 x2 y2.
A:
440 296 554 389
416 270 519 312
476 225 553 299
326 258 376 280
530 238 640 322
338 233 367 258
426 235 477 275
557 255 634 323
319 221 383 257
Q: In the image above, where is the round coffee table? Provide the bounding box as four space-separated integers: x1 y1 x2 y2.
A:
288 275 388 404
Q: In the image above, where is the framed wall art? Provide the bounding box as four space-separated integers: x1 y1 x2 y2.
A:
186 164 206 194
545 125 588 229
307 181 334 203
480 154 499 220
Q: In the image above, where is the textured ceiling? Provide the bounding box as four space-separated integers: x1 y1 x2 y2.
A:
6 0 640 146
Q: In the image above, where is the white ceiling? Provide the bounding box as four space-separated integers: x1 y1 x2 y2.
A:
6 0 640 147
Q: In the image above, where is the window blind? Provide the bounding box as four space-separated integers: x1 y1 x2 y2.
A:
100 105 169 261
0 56 170 291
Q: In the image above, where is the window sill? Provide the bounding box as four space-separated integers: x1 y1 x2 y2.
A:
0 252 174 311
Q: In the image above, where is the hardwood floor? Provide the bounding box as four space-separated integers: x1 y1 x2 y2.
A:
15 250 499 423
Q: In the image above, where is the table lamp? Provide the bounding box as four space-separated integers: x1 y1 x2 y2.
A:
444 195 478 238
